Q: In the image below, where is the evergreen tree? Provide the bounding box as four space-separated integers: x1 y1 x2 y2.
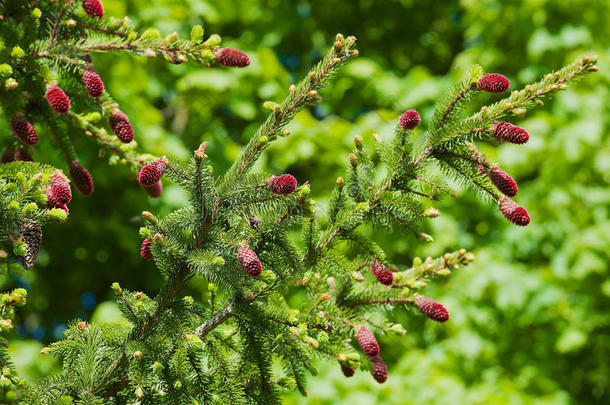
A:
0 1 599 403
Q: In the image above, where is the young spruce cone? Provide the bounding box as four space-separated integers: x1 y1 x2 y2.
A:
82 0 104 18
268 174 297 195
237 245 262 277
45 85 71 113
83 67 104 97
214 48 251 68
492 122 529 144
357 326 379 357
477 73 510 93
370 258 394 286
109 109 134 143
143 181 163 198
139 159 167 186
370 355 388 384
399 109 421 130
340 363 355 378
1 148 33 163
10 117 38 145
20 221 42 270
415 295 449 322
140 239 153 260
49 173 72 205
499 196 530 226
69 160 94 195
488 166 518 197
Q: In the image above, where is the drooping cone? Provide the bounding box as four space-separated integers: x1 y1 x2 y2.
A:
477 73 510 93
268 174 297 195
214 48 251 67
237 245 262 277
370 355 388 384
340 364 355 377
399 109 421 130
140 238 153 260
109 109 134 143
414 295 449 322
46 85 71 113
20 221 42 270
139 159 167 186
489 166 518 197
82 0 104 18
14 148 33 162
49 173 72 205
499 196 530 226
356 327 379 357
10 117 38 145
492 122 529 144
143 181 163 198
83 67 104 97
370 258 394 286
69 160 94 195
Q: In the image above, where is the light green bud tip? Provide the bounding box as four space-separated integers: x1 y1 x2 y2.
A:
21 202 38 216
13 241 27 257
204 34 221 48
257 135 269 144
140 28 161 41
0 64 13 77
47 208 68 223
139 227 151 238
191 25 204 42
11 47 25 59
9 262 25 277
31 8 42 18
263 101 280 111
212 256 225 266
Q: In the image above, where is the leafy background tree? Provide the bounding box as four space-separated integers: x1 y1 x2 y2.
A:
1 0 608 403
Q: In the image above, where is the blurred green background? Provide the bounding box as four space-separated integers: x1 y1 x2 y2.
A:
2 0 609 403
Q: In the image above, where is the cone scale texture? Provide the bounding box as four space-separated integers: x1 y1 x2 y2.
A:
399 109 421 130
268 174 297 195
49 173 72 205
477 73 510 93
370 258 393 286
141 239 153 260
357 327 379 357
340 364 355 377
82 0 104 18
10 117 38 145
20 221 42 270
46 85 70 113
237 245 262 277
370 355 388 384
143 181 163 198
215 48 251 67
109 109 134 143
492 122 529 144
83 67 104 97
415 295 449 322
139 159 167 186
489 166 518 197
69 161 94 196
499 196 530 226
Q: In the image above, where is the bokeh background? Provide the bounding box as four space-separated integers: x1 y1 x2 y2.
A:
2 0 609 403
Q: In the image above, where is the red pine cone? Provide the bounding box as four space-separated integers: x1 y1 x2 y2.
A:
268 174 297 195
143 181 163 198
340 364 355 378
415 295 449 322
83 67 104 97
109 109 134 143
14 148 33 162
370 258 394 286
49 173 72 205
237 245 262 277
140 238 153 260
139 159 167 186
82 0 104 18
46 85 71 113
499 196 530 226
215 48 251 68
45 188 58 209
492 122 529 144
399 109 421 130
489 166 518 197
477 73 510 93
10 117 38 145
370 355 388 384
356 327 379 357
69 160 94 195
